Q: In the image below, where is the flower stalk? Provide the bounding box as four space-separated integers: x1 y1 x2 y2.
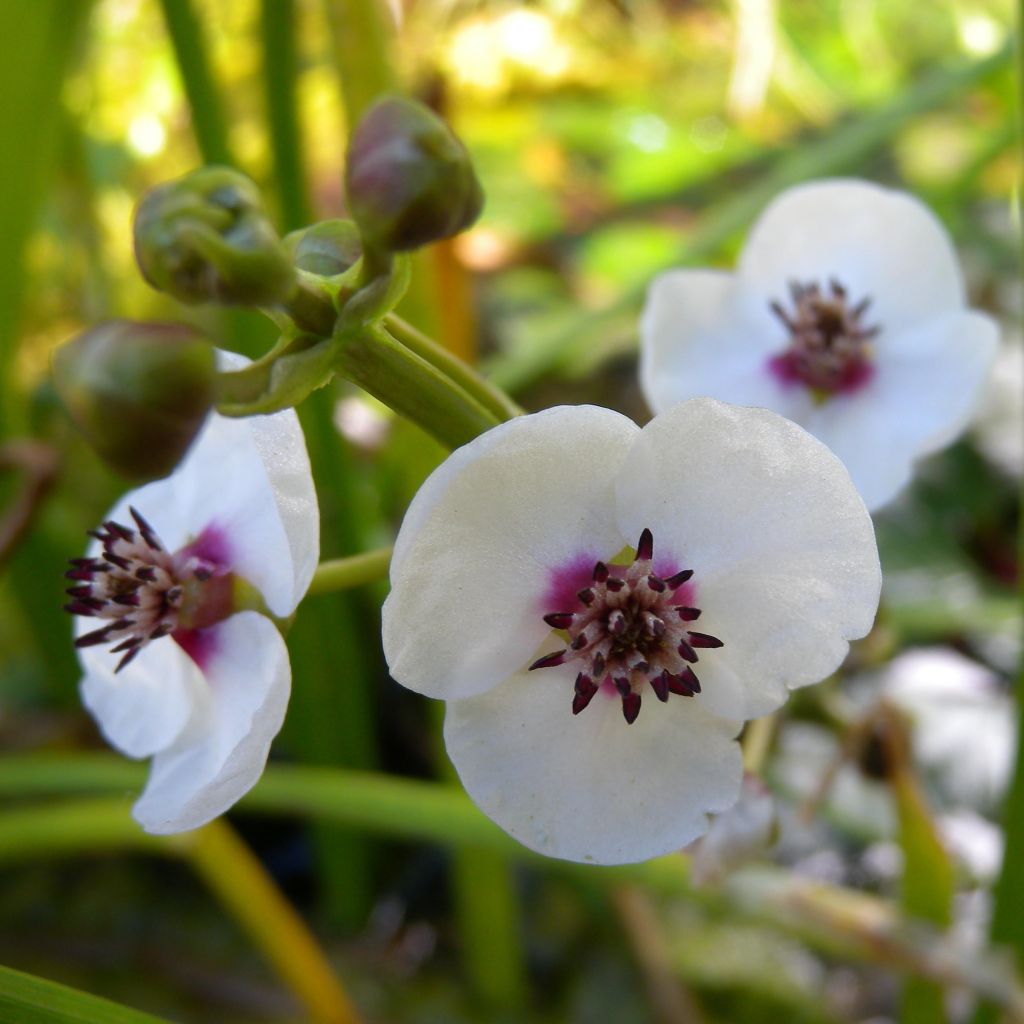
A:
307 547 392 597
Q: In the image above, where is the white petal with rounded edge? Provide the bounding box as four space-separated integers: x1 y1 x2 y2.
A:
615 399 881 720
383 406 639 701
131 612 290 834
639 269 815 422
78 623 205 759
94 407 318 620
806 310 999 510
738 179 965 337
444 665 743 865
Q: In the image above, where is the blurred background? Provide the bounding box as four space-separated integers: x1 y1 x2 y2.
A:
0 1 1020 1022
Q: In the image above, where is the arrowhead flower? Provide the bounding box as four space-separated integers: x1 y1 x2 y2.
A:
65 405 318 834
382 399 881 864
640 179 999 510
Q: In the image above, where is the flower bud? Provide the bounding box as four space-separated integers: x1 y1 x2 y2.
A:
284 219 363 277
345 96 483 253
134 166 295 306
53 320 216 480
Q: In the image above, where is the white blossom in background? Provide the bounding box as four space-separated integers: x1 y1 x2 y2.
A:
880 646 1015 813
640 179 999 510
66 408 318 834
382 399 881 864
688 774 777 886
973 336 1023 479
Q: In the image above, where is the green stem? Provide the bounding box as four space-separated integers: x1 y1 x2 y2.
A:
157 0 235 166
260 0 312 230
188 819 362 1024
384 314 522 422
338 324 501 448
307 547 391 597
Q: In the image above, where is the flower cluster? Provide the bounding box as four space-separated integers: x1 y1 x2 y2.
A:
61 173 996 870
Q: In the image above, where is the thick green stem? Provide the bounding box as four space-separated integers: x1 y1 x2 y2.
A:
308 547 392 596
338 324 501 448
385 314 522 422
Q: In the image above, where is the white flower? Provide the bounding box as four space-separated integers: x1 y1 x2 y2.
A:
640 179 999 511
880 647 1014 812
382 399 881 864
66 407 318 834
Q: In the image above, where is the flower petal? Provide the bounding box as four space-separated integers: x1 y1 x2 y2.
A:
95 405 318 619
79 627 204 759
806 310 999 509
639 269 814 421
738 179 965 336
131 612 290 834
444 664 743 864
615 399 881 719
383 406 639 700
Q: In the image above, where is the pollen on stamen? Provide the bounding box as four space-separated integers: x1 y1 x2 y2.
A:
531 528 724 724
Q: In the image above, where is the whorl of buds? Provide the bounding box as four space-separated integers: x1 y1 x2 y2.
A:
345 96 483 254
284 219 363 277
133 166 295 307
53 320 216 481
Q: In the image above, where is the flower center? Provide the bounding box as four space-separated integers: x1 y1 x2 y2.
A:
768 278 878 395
530 528 722 724
64 507 232 671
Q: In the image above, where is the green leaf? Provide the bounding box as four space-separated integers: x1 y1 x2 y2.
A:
0 964 170 1024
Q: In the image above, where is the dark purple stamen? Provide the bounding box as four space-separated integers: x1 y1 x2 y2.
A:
769 278 878 395
63 511 225 673
532 528 722 724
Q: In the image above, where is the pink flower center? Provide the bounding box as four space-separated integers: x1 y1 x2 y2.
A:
530 528 723 724
65 507 233 671
768 278 878 395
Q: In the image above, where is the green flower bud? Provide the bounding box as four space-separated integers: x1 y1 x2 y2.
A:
283 219 363 277
53 320 216 481
134 166 295 306
345 96 483 254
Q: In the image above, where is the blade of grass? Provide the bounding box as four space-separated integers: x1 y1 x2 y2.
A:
157 0 234 166
285 386 380 929
261 0 312 230
0 0 92 435
0 963 170 1024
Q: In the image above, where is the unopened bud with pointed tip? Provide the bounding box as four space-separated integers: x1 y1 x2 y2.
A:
53 320 216 480
284 219 363 277
346 96 483 254
134 166 295 306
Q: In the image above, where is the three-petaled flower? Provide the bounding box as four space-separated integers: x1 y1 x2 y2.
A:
640 179 999 510
66 405 318 833
383 399 881 864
